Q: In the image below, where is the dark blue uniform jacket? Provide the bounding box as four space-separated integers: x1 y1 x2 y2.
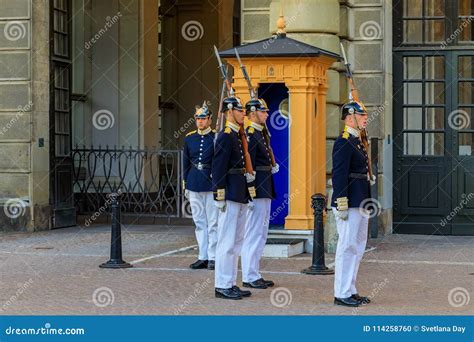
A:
212 123 250 204
246 124 276 199
183 128 214 192
331 127 371 208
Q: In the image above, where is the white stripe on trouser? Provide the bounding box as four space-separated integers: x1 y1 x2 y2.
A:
241 198 271 283
215 200 247 289
188 191 218 261
332 207 369 298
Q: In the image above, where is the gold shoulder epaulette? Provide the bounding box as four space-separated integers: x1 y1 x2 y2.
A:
224 127 231 134
186 130 196 136
342 126 349 139
248 127 255 134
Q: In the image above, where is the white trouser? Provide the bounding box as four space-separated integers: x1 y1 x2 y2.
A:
188 191 218 261
332 207 369 298
215 200 247 289
241 198 271 283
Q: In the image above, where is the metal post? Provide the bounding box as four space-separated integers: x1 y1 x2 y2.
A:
302 193 334 275
100 193 132 269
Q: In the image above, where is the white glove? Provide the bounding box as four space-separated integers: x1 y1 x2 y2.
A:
245 172 256 183
184 189 190 199
334 209 348 221
248 201 255 211
214 200 226 212
271 163 279 174
369 174 376 186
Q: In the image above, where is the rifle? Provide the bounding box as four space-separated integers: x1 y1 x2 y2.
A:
213 46 229 143
213 45 254 176
234 48 276 167
214 45 233 97
340 43 373 180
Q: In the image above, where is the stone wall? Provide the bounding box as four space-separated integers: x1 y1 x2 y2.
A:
0 0 50 231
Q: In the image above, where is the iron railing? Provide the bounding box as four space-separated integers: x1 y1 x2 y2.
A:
72 146 182 221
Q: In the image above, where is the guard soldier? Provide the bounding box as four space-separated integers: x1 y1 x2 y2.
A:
183 101 218 270
331 100 375 307
241 98 278 289
212 96 255 300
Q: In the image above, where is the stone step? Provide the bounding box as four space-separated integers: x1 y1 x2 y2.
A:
263 238 306 258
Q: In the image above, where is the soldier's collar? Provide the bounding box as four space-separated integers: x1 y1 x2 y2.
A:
344 125 360 138
197 127 211 135
250 122 264 131
225 121 240 133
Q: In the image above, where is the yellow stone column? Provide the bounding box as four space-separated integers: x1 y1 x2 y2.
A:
284 83 317 229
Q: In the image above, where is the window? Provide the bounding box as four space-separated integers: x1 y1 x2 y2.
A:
456 56 474 155
402 0 445 44
402 56 445 156
458 0 474 42
395 0 474 46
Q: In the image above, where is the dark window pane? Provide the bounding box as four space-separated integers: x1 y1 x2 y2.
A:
404 0 423 17
426 56 444 79
404 107 423 129
459 133 474 155
425 19 445 42
458 81 474 104
404 56 423 79
458 56 474 78
404 133 423 155
426 0 445 16
459 0 474 16
425 107 445 129
55 112 60 133
404 20 423 43
425 82 445 104
425 133 444 155
404 82 423 104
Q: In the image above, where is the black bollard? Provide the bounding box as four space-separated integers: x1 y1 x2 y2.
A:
302 193 334 275
100 193 132 269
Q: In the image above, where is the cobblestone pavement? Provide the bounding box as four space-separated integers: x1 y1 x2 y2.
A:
0 224 472 315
